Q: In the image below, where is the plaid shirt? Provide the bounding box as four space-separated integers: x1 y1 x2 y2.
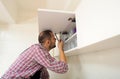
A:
1 44 68 79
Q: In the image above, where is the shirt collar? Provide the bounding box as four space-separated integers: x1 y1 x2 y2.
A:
38 43 48 51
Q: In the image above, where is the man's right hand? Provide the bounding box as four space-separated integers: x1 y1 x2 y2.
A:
58 40 64 50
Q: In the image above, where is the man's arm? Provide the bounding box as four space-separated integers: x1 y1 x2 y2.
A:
58 40 67 63
34 44 68 74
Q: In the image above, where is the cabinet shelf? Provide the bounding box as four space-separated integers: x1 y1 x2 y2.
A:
64 33 77 51
65 33 77 43
65 47 78 53
65 35 120 56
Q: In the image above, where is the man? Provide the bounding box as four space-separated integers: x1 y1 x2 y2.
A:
1 30 68 79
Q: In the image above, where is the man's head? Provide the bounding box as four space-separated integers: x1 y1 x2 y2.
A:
38 30 56 51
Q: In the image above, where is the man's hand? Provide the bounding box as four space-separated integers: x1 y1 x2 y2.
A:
58 40 64 50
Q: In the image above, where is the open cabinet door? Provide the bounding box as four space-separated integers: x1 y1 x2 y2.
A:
38 9 75 33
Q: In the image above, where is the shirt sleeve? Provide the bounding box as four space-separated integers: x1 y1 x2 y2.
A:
34 45 68 74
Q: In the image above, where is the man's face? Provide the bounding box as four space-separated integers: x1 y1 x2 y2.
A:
49 32 56 49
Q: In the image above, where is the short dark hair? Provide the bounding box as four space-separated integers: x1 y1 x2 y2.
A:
38 30 52 43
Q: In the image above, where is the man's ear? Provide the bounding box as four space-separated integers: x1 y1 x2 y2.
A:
46 40 50 44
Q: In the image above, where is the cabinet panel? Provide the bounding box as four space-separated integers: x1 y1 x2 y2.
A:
38 9 75 33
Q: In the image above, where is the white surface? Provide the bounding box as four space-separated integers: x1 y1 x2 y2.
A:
0 1 15 24
75 0 120 48
0 22 38 77
50 48 120 79
66 48 120 79
38 9 75 33
66 35 120 56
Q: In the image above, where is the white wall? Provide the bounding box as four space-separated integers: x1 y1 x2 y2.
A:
1 0 18 22
49 47 120 79
0 20 38 77
65 47 120 79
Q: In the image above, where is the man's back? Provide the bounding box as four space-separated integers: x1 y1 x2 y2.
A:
1 44 43 79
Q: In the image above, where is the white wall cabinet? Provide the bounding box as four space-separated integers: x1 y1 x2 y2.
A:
38 9 78 56
38 8 120 56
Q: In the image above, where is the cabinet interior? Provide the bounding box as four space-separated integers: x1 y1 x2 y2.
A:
38 9 77 55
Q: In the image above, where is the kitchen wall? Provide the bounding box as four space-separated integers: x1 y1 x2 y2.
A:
49 47 120 79
0 19 39 77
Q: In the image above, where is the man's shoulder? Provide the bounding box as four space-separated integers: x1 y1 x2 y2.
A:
32 43 40 46
31 43 43 49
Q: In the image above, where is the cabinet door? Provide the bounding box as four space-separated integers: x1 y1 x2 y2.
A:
38 9 75 33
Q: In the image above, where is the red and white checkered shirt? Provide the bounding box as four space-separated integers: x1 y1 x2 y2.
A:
1 44 68 79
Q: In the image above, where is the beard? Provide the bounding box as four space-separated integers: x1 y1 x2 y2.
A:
50 44 56 49
49 42 56 50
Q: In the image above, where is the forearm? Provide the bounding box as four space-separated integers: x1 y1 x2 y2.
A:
59 48 67 63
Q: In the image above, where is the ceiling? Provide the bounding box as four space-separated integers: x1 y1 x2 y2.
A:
0 0 80 24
